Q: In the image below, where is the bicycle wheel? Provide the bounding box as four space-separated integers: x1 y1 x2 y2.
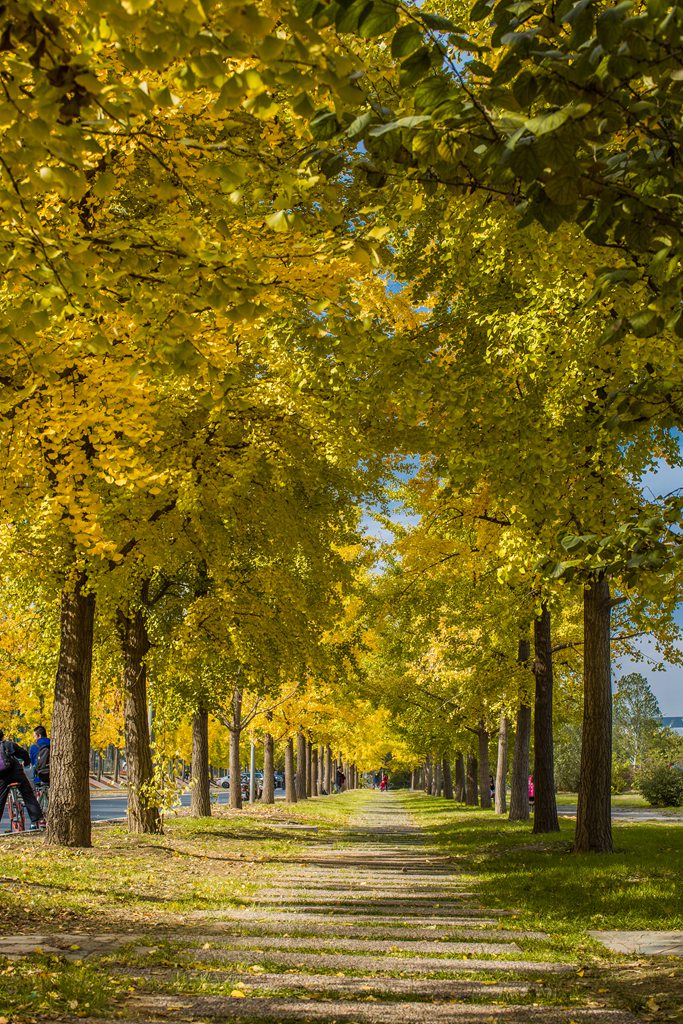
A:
8 786 25 832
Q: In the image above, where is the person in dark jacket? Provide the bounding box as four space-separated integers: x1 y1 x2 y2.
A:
29 725 50 786
0 729 46 830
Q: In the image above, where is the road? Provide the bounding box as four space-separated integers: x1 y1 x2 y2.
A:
1 788 287 832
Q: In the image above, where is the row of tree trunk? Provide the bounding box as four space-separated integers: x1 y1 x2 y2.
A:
46 574 614 852
411 589 615 850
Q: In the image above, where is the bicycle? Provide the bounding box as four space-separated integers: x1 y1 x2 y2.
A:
6 782 25 832
35 781 49 817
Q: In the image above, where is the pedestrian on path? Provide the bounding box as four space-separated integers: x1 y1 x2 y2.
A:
528 773 535 808
379 773 389 791
0 729 46 830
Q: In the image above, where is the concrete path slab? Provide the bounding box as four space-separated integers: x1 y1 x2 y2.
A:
204 934 521 955
0 932 134 959
201 921 548 942
127 969 534 998
588 930 683 956
181 947 574 974
128 993 640 1023
188 910 506 926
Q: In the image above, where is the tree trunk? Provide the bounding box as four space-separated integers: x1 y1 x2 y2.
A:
325 745 332 795
509 636 532 821
443 757 454 799
229 685 243 810
312 746 319 796
533 604 560 833
249 737 256 802
306 738 312 797
190 706 211 817
454 753 466 802
96 752 103 782
478 725 492 809
317 746 324 794
296 729 307 800
575 577 613 853
47 579 95 847
113 746 120 785
121 603 161 834
509 702 531 821
433 759 442 796
465 755 478 805
424 754 432 794
285 737 297 803
262 733 275 804
495 715 509 815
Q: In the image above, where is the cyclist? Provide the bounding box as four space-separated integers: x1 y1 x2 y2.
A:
0 729 46 831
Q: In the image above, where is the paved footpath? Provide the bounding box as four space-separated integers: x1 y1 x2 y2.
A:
112 793 640 1024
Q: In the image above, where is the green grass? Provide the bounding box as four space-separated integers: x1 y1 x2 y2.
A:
0 958 115 1019
0 794 362 1022
400 791 683 939
396 790 683 1021
554 791 651 808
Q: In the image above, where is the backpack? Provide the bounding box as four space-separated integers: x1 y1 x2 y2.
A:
35 743 50 784
0 741 15 774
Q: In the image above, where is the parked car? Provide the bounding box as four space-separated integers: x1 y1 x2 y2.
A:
216 772 262 799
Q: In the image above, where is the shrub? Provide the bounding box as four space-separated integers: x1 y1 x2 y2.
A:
638 765 683 807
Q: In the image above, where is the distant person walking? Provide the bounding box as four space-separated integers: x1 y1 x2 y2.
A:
379 773 388 792
0 730 46 830
336 768 346 793
528 774 535 809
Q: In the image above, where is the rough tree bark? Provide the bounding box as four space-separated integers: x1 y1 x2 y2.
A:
120 601 161 834
575 577 614 854
424 754 432 794
433 759 442 796
494 714 509 815
229 685 243 810
312 746 319 796
454 754 466 802
443 757 454 800
509 637 532 821
533 603 559 833
477 725 491 809
190 706 211 817
306 737 313 797
317 745 324 793
262 733 275 804
47 578 96 847
325 745 332 795
296 729 307 800
465 755 478 805
285 737 297 803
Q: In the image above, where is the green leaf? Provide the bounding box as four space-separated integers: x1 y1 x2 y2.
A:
420 12 463 32
357 1 399 38
347 111 374 138
400 47 432 86
543 172 580 205
310 108 340 140
391 23 424 58
525 108 572 136
368 115 431 136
